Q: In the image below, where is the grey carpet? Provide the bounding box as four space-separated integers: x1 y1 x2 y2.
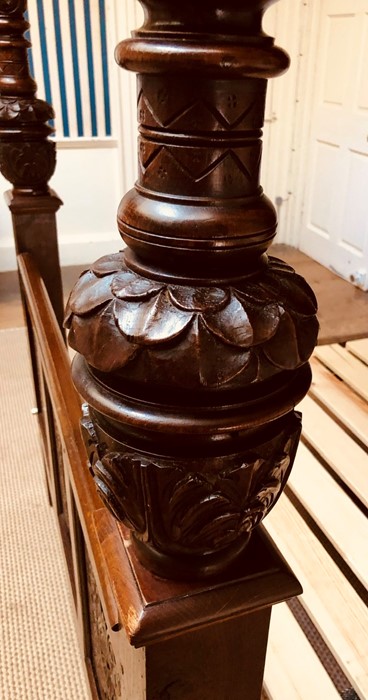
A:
0 327 89 700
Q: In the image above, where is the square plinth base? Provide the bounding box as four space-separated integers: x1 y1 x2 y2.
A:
91 510 301 699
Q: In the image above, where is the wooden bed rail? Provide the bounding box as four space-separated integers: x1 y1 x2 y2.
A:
17 252 119 688
17 252 119 611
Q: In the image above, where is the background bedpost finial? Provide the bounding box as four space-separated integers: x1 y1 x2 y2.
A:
0 0 56 194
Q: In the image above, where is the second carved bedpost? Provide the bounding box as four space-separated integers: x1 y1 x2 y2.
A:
0 0 64 329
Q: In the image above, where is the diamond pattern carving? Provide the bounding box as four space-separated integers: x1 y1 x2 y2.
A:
137 81 265 132
139 142 261 196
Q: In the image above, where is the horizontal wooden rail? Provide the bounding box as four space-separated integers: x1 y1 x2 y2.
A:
17 251 120 632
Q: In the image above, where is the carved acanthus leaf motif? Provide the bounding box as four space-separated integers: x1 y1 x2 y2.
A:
155 431 297 552
0 141 56 189
92 453 147 533
81 408 301 556
82 412 146 533
65 253 318 388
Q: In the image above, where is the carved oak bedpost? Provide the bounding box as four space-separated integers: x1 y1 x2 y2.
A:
0 0 64 329
66 1 318 696
0 1 65 511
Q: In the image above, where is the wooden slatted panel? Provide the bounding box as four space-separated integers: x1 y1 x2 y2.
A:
265 341 368 700
346 338 368 366
309 357 368 449
298 394 368 508
289 441 368 588
314 344 368 402
265 604 341 700
264 497 368 700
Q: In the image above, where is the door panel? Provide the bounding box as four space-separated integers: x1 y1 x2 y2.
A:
300 0 368 289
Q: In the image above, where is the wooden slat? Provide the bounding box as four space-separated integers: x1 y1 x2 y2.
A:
314 344 368 402
265 603 341 700
310 357 368 448
289 442 368 588
298 394 368 508
346 338 368 366
264 497 368 700
265 340 368 699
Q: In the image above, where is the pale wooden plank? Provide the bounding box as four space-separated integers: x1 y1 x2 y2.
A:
264 603 341 700
290 442 368 588
346 338 368 366
298 394 368 508
314 345 368 402
120 636 146 700
264 497 368 699
309 358 368 448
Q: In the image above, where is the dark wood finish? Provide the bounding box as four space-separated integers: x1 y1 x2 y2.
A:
145 610 271 700
0 264 87 330
92 508 301 648
0 2 67 552
17 251 119 676
66 0 318 580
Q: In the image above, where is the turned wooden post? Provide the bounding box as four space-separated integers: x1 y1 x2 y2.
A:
65 1 319 696
0 1 65 510
0 0 64 330
66 0 318 579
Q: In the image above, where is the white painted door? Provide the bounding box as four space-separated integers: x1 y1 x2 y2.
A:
300 0 368 290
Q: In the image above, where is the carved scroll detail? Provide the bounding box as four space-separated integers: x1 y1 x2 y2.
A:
82 407 301 558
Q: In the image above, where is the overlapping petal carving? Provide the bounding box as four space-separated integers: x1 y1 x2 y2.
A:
0 97 54 123
65 252 318 388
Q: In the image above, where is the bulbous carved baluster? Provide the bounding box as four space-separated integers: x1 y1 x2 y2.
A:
0 0 56 193
66 0 318 580
0 0 63 328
